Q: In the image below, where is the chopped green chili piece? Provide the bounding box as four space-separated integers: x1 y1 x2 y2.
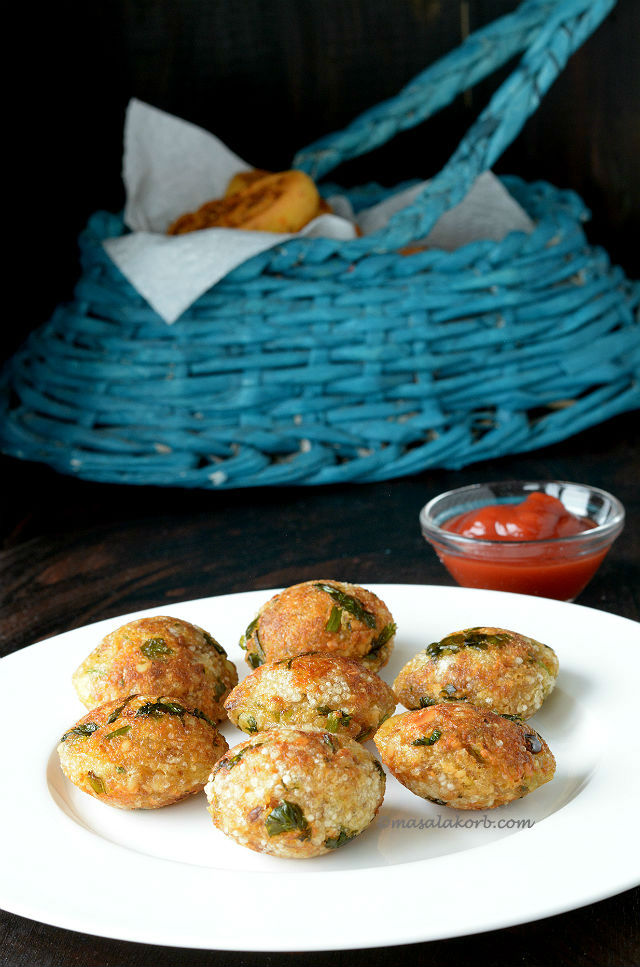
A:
240 617 259 651
325 606 343 633
365 622 397 658
326 711 352 733
241 713 258 734
246 627 265 668
104 724 131 740
140 637 174 660
418 696 437 708
203 631 226 655
245 617 259 638
528 654 551 673
324 827 357 849
61 722 99 742
265 801 310 838
316 706 332 716
325 712 339 733
213 678 227 700
412 728 442 747
313 584 376 628
87 771 105 795
500 713 524 722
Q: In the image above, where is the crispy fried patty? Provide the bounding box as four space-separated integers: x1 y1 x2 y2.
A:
73 616 238 722
240 580 396 672
225 652 397 741
205 727 386 857
58 694 228 809
374 702 555 810
393 627 558 718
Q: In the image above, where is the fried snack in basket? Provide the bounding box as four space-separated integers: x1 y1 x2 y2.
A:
168 169 321 235
224 168 271 197
226 170 333 217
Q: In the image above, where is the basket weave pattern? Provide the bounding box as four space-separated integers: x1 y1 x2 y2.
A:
1 0 638 488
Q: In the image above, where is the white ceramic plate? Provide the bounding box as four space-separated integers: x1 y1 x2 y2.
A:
1 585 639 950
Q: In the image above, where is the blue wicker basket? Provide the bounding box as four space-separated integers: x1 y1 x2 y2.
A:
1 0 638 488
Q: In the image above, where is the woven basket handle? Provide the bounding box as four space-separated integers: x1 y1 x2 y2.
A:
293 0 615 249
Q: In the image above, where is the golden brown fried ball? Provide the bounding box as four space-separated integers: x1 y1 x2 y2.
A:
57 694 228 809
167 170 320 235
374 702 555 810
205 728 386 858
240 580 396 672
225 652 397 741
393 627 558 718
72 616 238 723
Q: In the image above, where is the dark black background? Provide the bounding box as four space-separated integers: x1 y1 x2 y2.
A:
2 2 639 964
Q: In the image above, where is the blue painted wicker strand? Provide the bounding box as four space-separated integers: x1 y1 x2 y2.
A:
0 0 638 488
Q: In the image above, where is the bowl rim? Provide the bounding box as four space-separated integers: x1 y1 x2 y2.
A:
419 479 625 549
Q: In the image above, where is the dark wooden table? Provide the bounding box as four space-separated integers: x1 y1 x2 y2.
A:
1 409 638 967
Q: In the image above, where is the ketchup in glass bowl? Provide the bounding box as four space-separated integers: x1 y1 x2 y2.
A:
420 481 625 601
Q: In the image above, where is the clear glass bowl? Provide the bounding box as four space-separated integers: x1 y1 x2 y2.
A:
420 480 625 601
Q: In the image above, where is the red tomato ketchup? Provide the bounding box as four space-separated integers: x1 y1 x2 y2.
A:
445 492 595 541
440 492 604 600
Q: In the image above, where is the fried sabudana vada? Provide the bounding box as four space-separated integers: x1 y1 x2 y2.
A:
58 694 228 809
393 627 558 718
225 652 397 741
374 702 555 810
240 580 396 672
73 616 238 723
205 727 386 858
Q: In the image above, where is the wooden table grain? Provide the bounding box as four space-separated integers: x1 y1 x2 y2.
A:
1 410 638 967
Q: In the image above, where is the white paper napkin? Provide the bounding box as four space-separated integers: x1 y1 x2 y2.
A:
103 99 534 324
356 172 534 247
